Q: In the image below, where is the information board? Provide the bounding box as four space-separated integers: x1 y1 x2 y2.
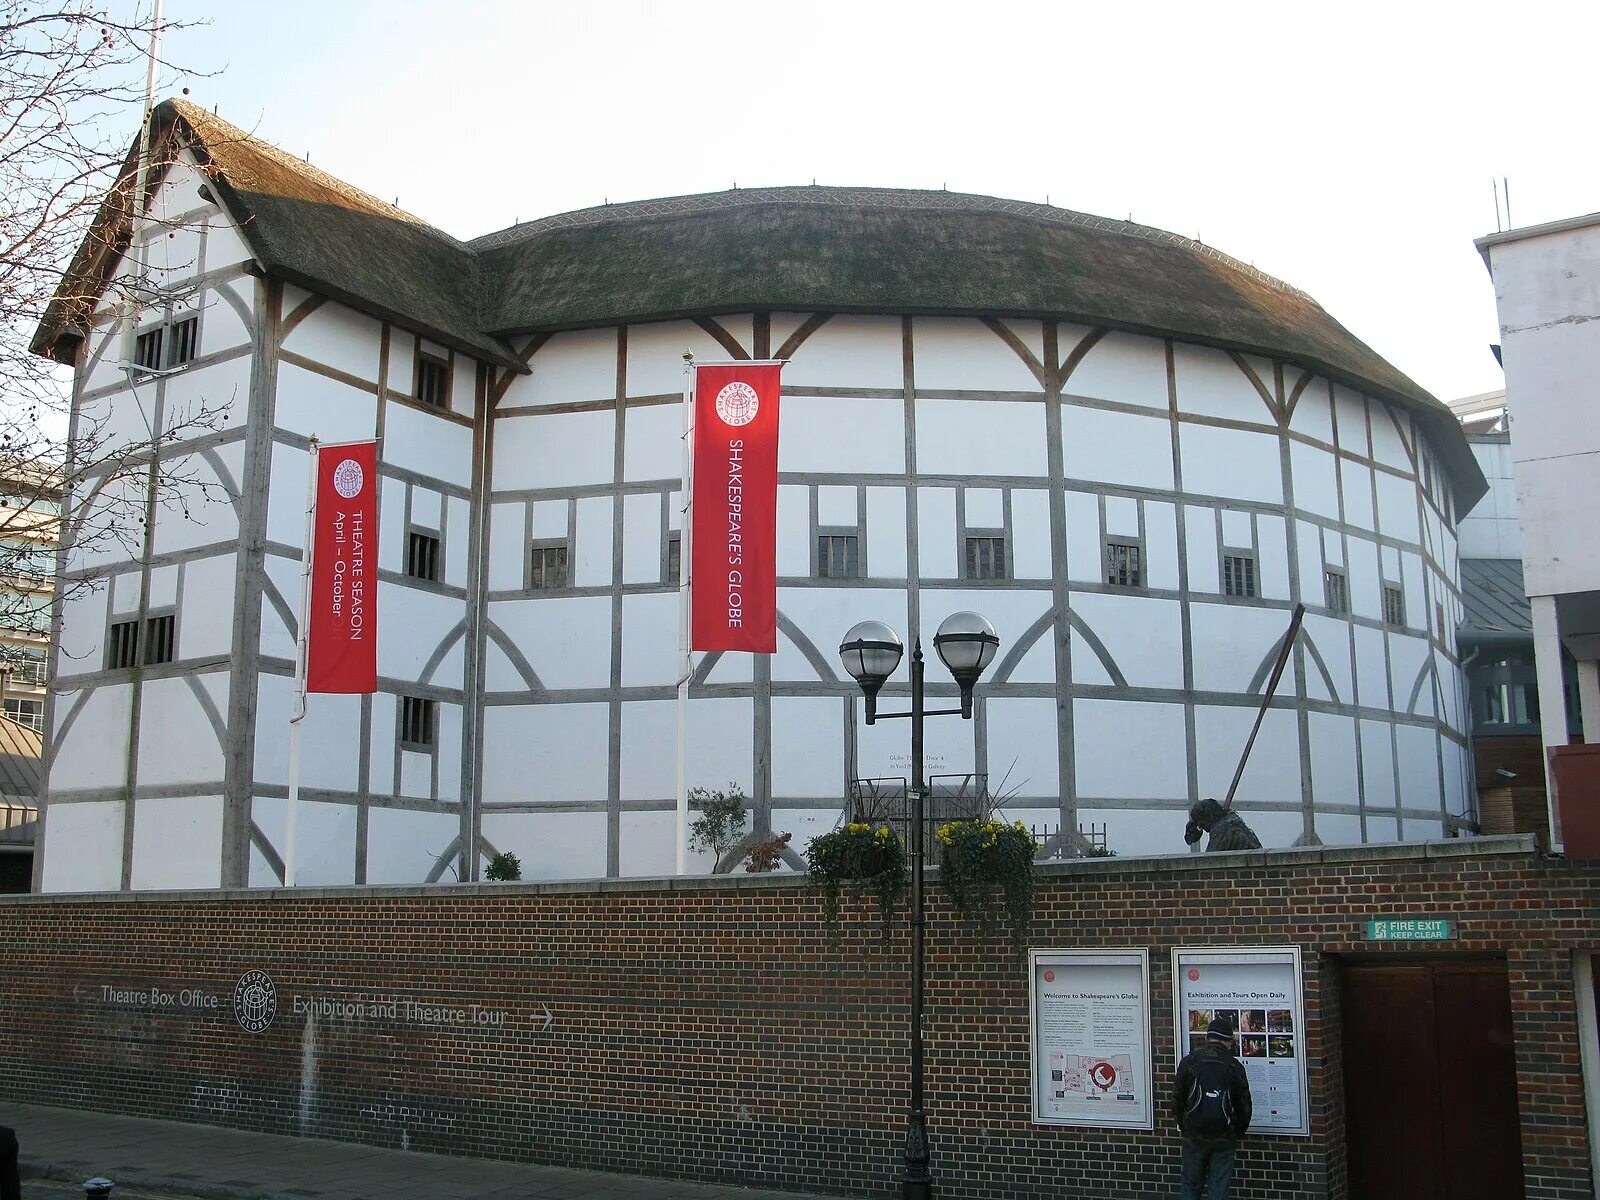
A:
1029 950 1153 1128
1172 947 1308 1137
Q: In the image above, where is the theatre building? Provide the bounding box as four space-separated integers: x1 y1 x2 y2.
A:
5 100 1598 1200
29 100 1481 892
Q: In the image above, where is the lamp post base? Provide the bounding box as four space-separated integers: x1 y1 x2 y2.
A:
901 1108 931 1199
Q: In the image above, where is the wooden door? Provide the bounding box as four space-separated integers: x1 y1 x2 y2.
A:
1342 961 1524 1200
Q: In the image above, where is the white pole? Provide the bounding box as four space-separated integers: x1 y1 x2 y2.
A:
675 356 695 874
285 438 318 886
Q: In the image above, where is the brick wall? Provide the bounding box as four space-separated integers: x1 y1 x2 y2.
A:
0 836 1594 1199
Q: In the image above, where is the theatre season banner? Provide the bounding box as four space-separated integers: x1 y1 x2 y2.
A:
307 440 377 693
690 362 782 653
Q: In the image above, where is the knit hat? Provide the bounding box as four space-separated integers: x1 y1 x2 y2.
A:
1206 1017 1236 1042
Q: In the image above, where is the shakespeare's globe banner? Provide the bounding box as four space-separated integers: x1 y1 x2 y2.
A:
691 363 782 653
308 440 378 692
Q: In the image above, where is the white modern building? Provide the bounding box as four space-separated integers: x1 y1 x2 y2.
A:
1477 213 1600 850
29 100 1485 891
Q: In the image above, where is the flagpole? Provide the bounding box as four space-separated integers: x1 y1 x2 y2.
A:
675 355 695 875
285 437 319 887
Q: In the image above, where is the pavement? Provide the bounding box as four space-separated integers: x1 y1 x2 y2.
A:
6 1102 850 1200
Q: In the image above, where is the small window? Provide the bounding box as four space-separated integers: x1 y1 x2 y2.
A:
108 619 139 670
1222 552 1257 598
1382 584 1405 627
2 697 43 731
401 696 435 749
817 533 860 580
964 535 1007 581
416 353 450 409
406 530 440 582
14 649 46 687
530 542 569 590
134 327 164 372
1105 539 1142 588
665 533 681 585
143 614 174 665
1324 569 1349 615
167 315 198 366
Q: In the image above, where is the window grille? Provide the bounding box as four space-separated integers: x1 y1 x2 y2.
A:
406 531 441 582
142 614 174 665
108 620 139 670
964 535 1007 581
1222 553 1257 598
530 543 569 590
665 533 681 585
817 533 860 579
134 328 164 372
167 315 199 366
1324 569 1349 615
401 696 435 748
416 354 450 408
1382 584 1405 627
1105 540 1142 588
14 650 46 686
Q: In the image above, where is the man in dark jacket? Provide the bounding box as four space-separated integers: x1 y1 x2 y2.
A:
1184 798 1262 853
1171 1017 1252 1200
0 1123 19 1200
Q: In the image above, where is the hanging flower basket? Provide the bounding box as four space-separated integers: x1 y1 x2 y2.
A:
935 818 1036 953
805 822 909 943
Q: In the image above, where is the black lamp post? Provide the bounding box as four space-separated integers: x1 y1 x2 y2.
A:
838 611 1000 1200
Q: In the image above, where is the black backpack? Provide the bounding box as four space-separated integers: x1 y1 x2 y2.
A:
1181 1055 1236 1139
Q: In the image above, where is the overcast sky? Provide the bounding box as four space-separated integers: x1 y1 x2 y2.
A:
158 0 1596 405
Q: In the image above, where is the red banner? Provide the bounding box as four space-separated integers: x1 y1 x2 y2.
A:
691 363 782 653
307 441 378 693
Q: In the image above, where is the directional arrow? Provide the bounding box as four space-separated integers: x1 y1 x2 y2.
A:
535 1001 552 1032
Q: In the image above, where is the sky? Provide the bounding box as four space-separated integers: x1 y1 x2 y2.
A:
151 0 1598 405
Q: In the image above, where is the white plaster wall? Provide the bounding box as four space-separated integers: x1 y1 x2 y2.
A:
251 796 356 886
771 696 845 799
252 674 362 792
1068 330 1169 410
384 400 473 487
1074 699 1187 800
39 801 124 892
502 328 617 409
275 363 378 443
1172 344 1278 425
495 408 614 490
913 317 1043 393
917 399 1047 477
622 402 682 482
482 810 607 881
781 315 904 390
481 702 608 804
130 795 224 889
619 810 679 877
627 319 748 396
137 676 225 787
782 395 905 474
367 807 461 884
281 300 382 382
1194 705 1301 808
49 686 131 790
1180 424 1283 505
1062 405 1174 491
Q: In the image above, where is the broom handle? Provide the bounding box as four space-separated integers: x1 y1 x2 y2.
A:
1222 603 1306 813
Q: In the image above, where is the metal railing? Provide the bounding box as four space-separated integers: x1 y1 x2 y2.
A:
0 802 37 844
847 774 991 863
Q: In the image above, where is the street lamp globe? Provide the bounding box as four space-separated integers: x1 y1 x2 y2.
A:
933 611 999 718
839 620 904 686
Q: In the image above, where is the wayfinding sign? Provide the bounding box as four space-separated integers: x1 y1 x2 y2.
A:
1366 918 1453 941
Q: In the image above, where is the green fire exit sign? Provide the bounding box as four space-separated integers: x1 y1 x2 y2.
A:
1366 918 1454 941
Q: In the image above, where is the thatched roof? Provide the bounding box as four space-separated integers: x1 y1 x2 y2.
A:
34 101 1483 506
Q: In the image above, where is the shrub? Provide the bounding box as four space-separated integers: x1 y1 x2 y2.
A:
805 822 908 942
745 831 792 873
484 851 522 881
935 818 1036 953
687 784 749 867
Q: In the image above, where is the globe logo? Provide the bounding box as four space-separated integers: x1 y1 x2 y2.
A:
331 458 364 500
714 381 759 427
233 970 277 1034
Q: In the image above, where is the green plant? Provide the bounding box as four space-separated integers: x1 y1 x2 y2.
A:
484 851 522 881
805 822 909 942
935 818 1036 953
687 784 749 866
744 831 792 873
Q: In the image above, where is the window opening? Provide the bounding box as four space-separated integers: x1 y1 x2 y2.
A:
964 535 1008 581
142 614 174 665
108 619 139 670
401 696 436 749
1105 539 1142 588
530 542 569 590
416 354 450 409
1222 553 1257 598
817 533 860 579
406 530 441 582
1324 569 1349 615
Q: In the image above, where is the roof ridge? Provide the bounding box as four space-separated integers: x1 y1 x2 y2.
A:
470 185 1313 302
165 98 474 253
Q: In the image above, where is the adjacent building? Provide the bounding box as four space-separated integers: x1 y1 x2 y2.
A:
1476 214 1600 853
29 99 1484 891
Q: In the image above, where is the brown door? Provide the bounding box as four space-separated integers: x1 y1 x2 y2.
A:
1343 961 1524 1200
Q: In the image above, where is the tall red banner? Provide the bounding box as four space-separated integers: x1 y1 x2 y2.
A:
307 441 378 693
691 363 782 653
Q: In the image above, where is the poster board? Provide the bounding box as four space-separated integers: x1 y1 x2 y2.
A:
1172 946 1308 1136
1029 950 1153 1128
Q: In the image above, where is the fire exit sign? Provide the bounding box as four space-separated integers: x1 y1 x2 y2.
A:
1366 918 1454 941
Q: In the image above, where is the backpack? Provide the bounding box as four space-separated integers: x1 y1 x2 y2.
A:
1181 1055 1236 1140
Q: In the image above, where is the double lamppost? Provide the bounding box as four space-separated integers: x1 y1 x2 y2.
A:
838 611 1000 1200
